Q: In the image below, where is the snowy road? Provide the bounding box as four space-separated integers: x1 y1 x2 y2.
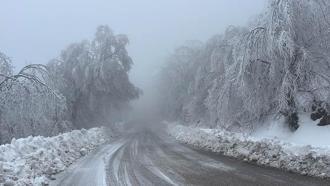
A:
53 129 330 186
52 140 126 186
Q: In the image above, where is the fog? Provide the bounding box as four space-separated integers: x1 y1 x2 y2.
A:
3 1 330 184
0 0 267 127
0 0 266 90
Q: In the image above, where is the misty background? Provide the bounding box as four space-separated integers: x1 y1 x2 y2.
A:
0 0 265 90
2 1 330 185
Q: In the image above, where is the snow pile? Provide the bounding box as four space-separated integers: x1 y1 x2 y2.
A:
0 127 108 186
168 124 330 178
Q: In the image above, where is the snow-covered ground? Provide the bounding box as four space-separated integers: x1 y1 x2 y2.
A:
0 127 108 186
253 114 330 148
167 117 330 178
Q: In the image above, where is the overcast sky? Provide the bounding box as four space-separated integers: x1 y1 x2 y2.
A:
0 0 266 88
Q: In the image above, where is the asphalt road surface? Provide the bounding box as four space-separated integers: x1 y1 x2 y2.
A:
52 128 330 186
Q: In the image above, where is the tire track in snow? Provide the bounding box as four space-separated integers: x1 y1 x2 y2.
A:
53 129 330 186
51 140 125 186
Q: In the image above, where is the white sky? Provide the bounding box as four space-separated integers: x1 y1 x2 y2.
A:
0 0 266 89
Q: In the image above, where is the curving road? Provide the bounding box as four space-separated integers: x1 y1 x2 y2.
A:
52 129 330 186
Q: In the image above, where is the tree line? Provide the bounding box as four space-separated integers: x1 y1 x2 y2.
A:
0 25 140 143
158 0 330 132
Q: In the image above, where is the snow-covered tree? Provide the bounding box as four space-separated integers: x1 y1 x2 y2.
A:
0 52 13 80
158 41 203 122
48 25 140 128
159 0 330 132
0 55 71 143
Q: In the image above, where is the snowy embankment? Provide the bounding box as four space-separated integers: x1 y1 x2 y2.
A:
168 121 330 178
0 127 108 186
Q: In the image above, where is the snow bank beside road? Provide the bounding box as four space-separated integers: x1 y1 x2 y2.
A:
168 124 330 178
0 127 108 186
